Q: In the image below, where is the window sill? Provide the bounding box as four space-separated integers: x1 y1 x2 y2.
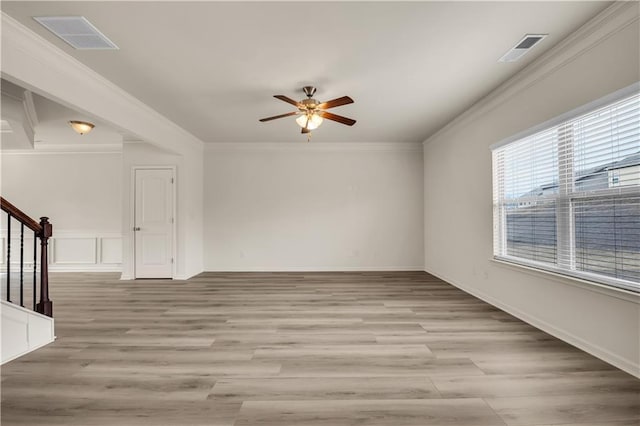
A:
490 257 640 304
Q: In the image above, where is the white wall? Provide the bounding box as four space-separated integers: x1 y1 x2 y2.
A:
1 152 122 271
121 142 203 280
423 4 640 376
204 143 424 271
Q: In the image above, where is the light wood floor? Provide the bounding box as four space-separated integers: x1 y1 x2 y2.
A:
1 272 638 426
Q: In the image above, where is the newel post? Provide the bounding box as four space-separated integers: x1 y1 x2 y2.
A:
35 217 53 317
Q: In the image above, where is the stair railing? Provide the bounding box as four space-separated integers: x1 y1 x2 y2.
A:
1 197 52 317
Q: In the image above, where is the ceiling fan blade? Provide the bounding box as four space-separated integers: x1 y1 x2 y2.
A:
301 127 311 134
317 111 356 126
274 95 303 108
259 111 298 122
317 96 354 110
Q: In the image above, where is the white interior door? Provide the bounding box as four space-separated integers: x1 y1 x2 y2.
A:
134 168 174 278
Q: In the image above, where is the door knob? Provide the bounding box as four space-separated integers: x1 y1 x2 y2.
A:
134 227 141 231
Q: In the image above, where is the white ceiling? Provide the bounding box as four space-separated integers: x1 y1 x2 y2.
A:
1 1 611 144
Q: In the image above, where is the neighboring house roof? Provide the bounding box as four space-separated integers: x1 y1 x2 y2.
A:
575 151 640 183
607 152 640 170
518 183 557 198
516 151 640 198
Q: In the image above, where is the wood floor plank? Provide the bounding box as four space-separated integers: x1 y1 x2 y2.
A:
486 392 640 425
432 370 640 398
252 344 435 359
470 351 619 374
210 332 378 345
527 422 640 426
209 376 441 401
73 359 283 379
1 399 241 426
1 375 216 401
278 356 486 377
1 271 637 426
234 399 506 426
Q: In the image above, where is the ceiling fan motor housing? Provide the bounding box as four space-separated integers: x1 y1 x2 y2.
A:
302 86 317 98
301 98 319 110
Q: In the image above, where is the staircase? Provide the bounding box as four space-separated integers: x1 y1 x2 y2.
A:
1 197 55 363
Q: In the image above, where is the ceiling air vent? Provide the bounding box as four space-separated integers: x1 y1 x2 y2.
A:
33 16 118 50
498 34 547 63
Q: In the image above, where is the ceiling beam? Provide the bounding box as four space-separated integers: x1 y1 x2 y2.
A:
1 12 203 156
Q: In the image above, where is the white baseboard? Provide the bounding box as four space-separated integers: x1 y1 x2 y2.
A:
120 272 201 281
424 268 640 378
174 274 198 280
203 266 425 272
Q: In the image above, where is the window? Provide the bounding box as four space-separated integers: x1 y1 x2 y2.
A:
492 86 640 293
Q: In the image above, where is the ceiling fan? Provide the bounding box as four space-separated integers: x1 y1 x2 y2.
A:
259 86 356 137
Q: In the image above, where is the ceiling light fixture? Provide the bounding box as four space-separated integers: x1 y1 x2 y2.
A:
295 113 323 130
259 86 356 141
68 120 95 135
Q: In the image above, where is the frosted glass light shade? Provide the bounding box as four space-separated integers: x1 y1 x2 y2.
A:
69 120 95 135
296 113 323 130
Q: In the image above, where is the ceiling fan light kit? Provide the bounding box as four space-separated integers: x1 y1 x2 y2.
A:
295 113 323 130
259 86 356 140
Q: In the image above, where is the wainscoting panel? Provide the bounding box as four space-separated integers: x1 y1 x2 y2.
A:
48 232 122 272
2 232 122 272
100 237 122 264
51 237 96 264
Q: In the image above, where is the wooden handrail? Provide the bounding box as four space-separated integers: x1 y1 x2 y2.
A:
1 197 52 317
0 197 41 233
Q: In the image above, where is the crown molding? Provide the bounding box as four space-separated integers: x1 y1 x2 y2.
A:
204 142 423 153
423 1 640 146
1 12 203 155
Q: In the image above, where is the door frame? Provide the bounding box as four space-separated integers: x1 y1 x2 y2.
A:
130 166 177 279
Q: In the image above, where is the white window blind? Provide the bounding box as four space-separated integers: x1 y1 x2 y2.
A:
492 89 640 293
